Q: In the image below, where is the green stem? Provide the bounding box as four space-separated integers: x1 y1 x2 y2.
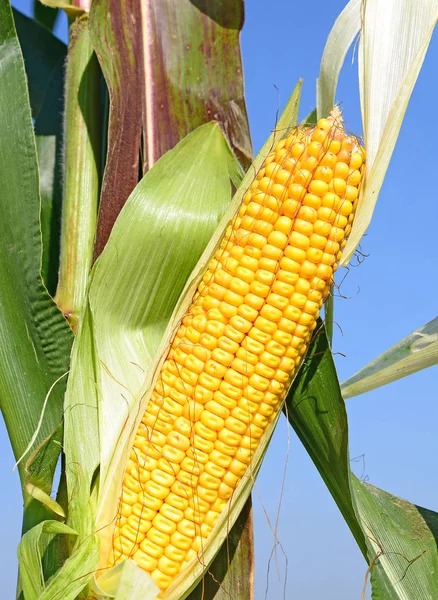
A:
325 286 334 346
55 16 101 328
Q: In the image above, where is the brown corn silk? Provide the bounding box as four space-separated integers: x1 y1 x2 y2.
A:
109 112 365 591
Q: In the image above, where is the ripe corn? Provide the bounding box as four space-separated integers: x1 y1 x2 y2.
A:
110 113 365 591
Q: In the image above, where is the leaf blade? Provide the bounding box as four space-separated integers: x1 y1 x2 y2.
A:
342 317 438 399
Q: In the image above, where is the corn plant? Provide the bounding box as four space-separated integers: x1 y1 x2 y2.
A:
1 0 437 599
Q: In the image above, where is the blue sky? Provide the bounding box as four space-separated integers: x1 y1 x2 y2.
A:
1 1 437 599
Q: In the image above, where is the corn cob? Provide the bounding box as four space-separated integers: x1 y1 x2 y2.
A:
109 113 365 591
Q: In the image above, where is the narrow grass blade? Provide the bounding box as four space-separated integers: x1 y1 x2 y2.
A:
342 317 438 399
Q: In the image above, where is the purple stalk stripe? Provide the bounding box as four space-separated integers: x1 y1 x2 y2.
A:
90 0 252 258
90 0 145 258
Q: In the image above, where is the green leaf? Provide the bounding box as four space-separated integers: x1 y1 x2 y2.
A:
342 317 438 399
17 521 77 600
13 8 67 294
286 324 438 599
12 8 66 120
287 322 366 552
33 1 59 31
0 0 72 525
353 478 438 600
89 0 252 256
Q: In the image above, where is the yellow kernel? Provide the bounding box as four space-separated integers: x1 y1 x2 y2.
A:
267 230 288 249
219 380 242 400
320 152 337 168
317 208 336 226
288 183 306 201
294 168 311 187
244 292 263 311
176 518 197 538
133 550 158 572
290 141 305 158
309 179 328 197
171 531 192 550
229 314 252 334
345 185 359 201
337 149 351 164
223 471 240 488
339 199 353 217
294 218 313 237
321 192 341 211
161 445 186 464
194 420 217 441
250 280 270 298
316 264 333 280
317 118 331 131
256 269 275 286
314 166 333 183
307 247 324 263
350 152 363 170
283 247 306 264
214 390 237 410
282 198 300 218
241 434 260 450
144 481 169 501
199 472 221 490
313 220 331 236
289 231 310 250
197 485 219 503
311 128 328 144
218 482 234 499
245 422 264 439
167 431 190 452
198 372 221 391
151 569 173 590
204 461 226 479
128 512 155 533
153 514 177 536
164 544 187 562
347 169 361 186
200 410 224 432
147 527 170 548
167 493 189 511
271 182 287 201
306 141 322 157
151 469 176 489
182 401 203 422
267 293 288 310
329 178 347 196
302 193 321 209
334 162 349 179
